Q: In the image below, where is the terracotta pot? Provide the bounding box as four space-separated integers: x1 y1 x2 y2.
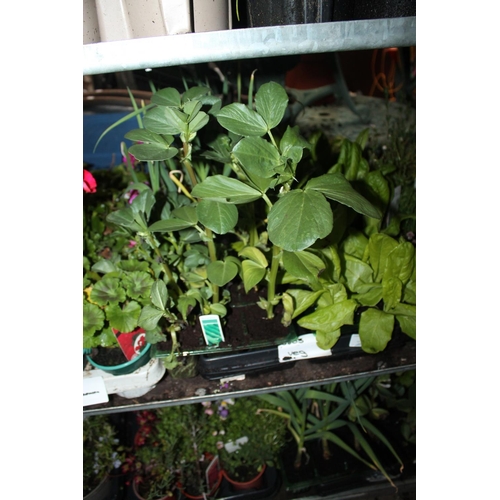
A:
221 464 267 491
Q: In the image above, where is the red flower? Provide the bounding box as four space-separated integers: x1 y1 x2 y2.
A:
83 169 97 193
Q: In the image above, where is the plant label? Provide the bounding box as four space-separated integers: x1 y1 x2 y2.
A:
199 314 225 346
278 333 332 362
224 436 248 453
112 327 147 361
83 376 109 406
349 334 362 347
205 455 221 491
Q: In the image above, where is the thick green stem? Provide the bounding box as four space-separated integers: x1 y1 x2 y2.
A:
182 146 219 304
266 245 281 319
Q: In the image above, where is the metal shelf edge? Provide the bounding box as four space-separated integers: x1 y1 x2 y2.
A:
83 17 416 76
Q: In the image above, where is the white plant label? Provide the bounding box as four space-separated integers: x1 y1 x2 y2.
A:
83 376 109 406
349 334 362 347
224 436 249 453
278 333 332 363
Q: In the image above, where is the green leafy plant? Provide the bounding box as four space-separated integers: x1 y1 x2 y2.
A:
122 81 377 316
83 259 160 349
257 378 404 487
205 396 288 483
83 415 125 497
280 132 416 353
123 410 178 500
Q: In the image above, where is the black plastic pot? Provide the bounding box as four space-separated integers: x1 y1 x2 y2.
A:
246 0 333 27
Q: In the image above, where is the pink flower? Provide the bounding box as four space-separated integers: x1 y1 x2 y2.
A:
128 189 140 204
83 169 97 193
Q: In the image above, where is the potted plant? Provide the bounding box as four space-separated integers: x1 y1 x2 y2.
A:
98 78 382 369
257 377 405 493
83 165 167 399
83 414 125 499
203 396 288 492
122 410 178 500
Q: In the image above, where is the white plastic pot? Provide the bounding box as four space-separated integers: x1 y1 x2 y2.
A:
83 357 166 402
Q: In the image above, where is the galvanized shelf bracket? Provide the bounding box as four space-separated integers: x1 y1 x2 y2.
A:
83 17 416 76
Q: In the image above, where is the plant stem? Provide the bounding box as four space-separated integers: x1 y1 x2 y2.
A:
182 145 220 304
266 245 281 319
146 233 183 297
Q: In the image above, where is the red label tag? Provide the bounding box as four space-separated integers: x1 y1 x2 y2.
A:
112 327 146 361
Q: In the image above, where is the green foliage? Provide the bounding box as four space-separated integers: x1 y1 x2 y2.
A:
258 377 406 487
83 415 124 497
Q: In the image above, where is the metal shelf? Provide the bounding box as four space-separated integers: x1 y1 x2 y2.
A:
83 17 416 76
83 339 415 416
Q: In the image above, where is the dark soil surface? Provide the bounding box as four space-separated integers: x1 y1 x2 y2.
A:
154 283 292 356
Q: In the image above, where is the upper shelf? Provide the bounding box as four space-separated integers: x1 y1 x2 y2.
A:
83 16 416 76
83 337 416 416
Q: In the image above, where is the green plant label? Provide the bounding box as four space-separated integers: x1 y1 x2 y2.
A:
199 314 225 346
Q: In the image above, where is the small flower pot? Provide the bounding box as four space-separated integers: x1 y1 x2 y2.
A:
221 464 267 491
86 341 152 376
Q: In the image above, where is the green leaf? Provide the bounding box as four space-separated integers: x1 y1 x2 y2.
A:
196 199 238 234
385 241 415 284
83 302 105 338
130 189 155 220
121 271 155 301
182 86 210 102
280 125 310 164
150 280 168 311
254 81 289 130
382 277 402 310
352 284 383 307
210 303 228 317
216 102 268 136
297 299 357 332
144 106 186 135
91 260 118 274
241 260 267 292
268 190 333 252
90 277 126 305
106 301 141 333
187 110 209 134
151 87 182 107
285 289 324 319
138 304 164 331
106 207 143 232
128 143 179 161
396 314 416 339
316 329 341 350
178 296 197 320
148 218 196 232
282 250 325 290
191 175 262 204
358 308 394 353
232 136 281 179
344 255 374 293
238 246 268 268
368 233 399 282
172 206 198 225
206 260 239 287
306 173 381 219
